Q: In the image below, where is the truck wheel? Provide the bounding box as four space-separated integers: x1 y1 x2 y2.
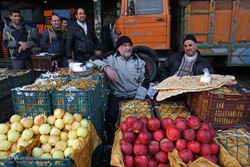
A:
133 46 158 81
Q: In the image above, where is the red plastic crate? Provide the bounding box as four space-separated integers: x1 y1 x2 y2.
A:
188 88 250 128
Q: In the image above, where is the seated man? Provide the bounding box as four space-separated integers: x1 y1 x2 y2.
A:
158 34 215 81
91 35 150 126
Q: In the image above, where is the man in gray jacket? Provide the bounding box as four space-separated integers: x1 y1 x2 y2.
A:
3 8 36 70
91 36 150 126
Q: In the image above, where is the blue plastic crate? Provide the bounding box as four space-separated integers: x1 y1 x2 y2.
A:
0 76 12 99
11 89 52 117
16 151 74 167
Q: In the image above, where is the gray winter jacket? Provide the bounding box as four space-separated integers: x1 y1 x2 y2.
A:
3 22 36 59
91 51 150 99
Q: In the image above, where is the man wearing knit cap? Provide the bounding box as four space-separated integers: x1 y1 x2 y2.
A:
91 35 150 125
158 34 215 81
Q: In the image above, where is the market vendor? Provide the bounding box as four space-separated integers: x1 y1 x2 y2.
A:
91 35 150 127
158 34 215 81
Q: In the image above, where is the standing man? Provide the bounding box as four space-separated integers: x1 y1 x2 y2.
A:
61 18 68 32
158 34 215 81
67 8 101 63
3 8 36 70
40 13 67 67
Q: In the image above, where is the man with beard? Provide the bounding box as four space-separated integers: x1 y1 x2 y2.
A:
91 35 150 166
67 8 101 63
3 8 36 70
158 34 215 81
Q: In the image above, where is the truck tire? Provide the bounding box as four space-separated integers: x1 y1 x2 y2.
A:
133 46 158 81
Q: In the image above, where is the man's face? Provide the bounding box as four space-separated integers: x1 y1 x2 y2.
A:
118 43 133 59
184 40 197 57
10 12 21 26
61 20 68 29
75 8 86 23
50 15 61 29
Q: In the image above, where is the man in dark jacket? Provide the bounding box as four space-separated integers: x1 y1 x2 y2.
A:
67 8 101 63
40 13 67 66
158 34 215 81
3 8 36 70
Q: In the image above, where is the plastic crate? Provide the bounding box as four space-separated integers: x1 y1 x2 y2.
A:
154 101 190 120
0 69 32 88
0 157 16 167
0 76 11 99
31 54 63 72
11 89 52 117
188 87 250 128
0 95 14 123
51 77 102 134
117 99 154 125
16 151 74 167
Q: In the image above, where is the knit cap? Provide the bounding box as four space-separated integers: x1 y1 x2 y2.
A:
183 34 197 43
116 36 133 48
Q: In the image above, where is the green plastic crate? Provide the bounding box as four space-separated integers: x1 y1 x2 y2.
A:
0 95 14 123
11 89 52 117
0 69 32 88
16 151 74 167
0 157 16 167
0 76 11 99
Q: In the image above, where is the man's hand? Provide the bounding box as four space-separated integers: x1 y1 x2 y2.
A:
95 50 101 55
68 59 74 63
18 41 30 51
105 66 119 83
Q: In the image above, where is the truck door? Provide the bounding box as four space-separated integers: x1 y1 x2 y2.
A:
124 0 170 50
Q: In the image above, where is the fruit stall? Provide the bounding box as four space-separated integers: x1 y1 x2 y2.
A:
0 67 249 167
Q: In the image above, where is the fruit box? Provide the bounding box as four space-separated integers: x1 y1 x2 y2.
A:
154 101 190 120
0 69 32 88
117 99 154 125
110 129 242 167
0 157 16 167
11 89 52 117
0 76 11 99
216 126 250 166
188 87 250 129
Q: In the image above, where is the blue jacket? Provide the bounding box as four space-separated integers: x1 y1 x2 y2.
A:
40 26 66 54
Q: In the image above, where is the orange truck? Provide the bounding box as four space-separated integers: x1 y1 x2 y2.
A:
111 0 250 80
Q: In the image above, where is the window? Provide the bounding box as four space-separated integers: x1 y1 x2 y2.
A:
127 0 163 15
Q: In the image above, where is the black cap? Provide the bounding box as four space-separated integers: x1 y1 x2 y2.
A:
116 36 133 48
183 34 197 43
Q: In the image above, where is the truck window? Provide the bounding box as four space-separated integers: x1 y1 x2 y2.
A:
127 0 163 15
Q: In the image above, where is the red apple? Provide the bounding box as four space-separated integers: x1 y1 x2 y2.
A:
126 116 138 128
121 142 133 155
123 131 137 143
140 116 149 125
155 151 168 164
161 117 175 130
133 143 148 156
152 129 165 142
199 123 210 130
148 140 160 155
176 116 187 122
178 149 193 164
147 118 161 131
124 155 134 167
210 143 220 155
202 155 217 164
200 144 212 156
187 141 201 154
148 159 157 167
175 119 188 131
134 156 148 167
175 139 187 151
138 132 152 145
160 138 174 152
120 121 128 132
210 127 217 139
182 129 196 141
166 126 181 141
187 116 201 130
197 129 212 144
132 119 144 133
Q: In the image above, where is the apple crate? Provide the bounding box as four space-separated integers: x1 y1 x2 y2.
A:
15 151 74 167
51 76 103 136
11 89 52 117
0 157 16 167
117 99 154 125
154 101 190 120
0 76 11 99
0 69 32 88
188 86 250 129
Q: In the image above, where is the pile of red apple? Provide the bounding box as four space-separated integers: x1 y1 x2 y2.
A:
120 116 220 167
